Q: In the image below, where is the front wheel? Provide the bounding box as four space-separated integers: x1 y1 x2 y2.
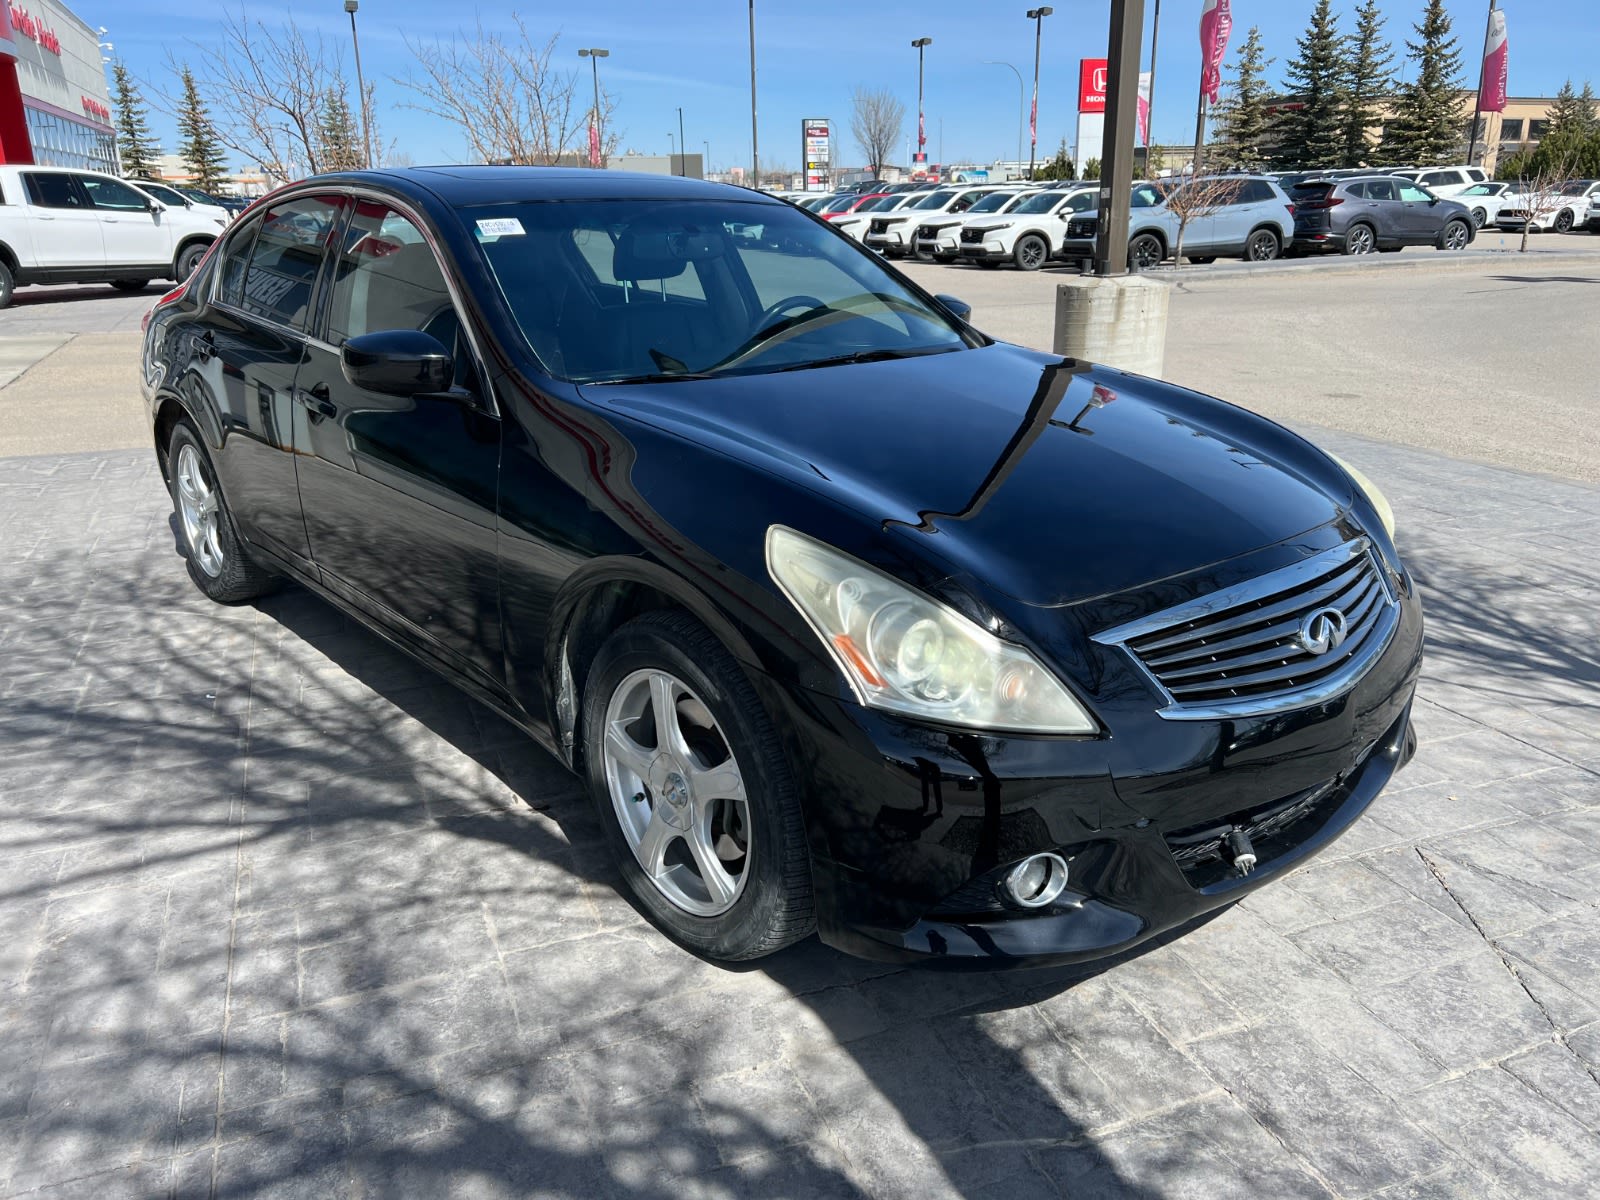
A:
0 260 12 309
582 611 815 962
1470 207 1487 229
1554 210 1575 234
1244 229 1281 262
166 422 278 603
1439 219 1471 251
1128 233 1164 271
1013 234 1048 271
175 241 209 281
111 279 150 293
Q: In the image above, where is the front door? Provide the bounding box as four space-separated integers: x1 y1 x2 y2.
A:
21 172 104 268
293 200 504 692
76 173 172 270
1395 181 1442 243
202 194 346 575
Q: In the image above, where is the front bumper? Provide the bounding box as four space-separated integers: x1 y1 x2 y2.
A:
751 561 1424 968
956 244 1008 261
864 230 911 254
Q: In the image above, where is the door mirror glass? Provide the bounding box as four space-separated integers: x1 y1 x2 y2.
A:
341 329 454 396
934 293 972 321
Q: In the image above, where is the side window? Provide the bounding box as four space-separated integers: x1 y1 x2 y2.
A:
1466 168 1487 183
23 173 84 209
1365 180 1397 201
326 203 460 351
1398 183 1431 203
1345 182 1368 199
1418 171 1450 188
1243 180 1275 204
215 221 260 308
79 175 153 211
238 195 342 330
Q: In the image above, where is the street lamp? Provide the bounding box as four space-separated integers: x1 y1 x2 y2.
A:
677 106 686 177
748 1 759 187
1026 6 1053 180
343 0 373 169
578 48 609 167
983 61 1025 174
703 140 711 178
911 37 932 169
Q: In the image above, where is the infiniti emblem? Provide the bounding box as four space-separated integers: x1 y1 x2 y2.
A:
1298 607 1349 656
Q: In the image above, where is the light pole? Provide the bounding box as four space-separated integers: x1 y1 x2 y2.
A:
703 140 711 178
911 37 932 169
578 48 609 167
343 0 373 169
1026 7 1053 180
983 61 1025 174
748 1 759 187
677 106 686 177
1146 0 1162 165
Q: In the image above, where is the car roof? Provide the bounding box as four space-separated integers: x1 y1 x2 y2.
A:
319 165 786 209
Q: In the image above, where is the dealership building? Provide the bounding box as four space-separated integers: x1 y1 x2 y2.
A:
0 0 116 172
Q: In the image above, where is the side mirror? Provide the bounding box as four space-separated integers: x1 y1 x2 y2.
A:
146 199 163 213
341 330 453 396
934 293 972 322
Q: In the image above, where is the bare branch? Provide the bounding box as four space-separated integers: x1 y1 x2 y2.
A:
850 87 905 177
1164 175 1248 265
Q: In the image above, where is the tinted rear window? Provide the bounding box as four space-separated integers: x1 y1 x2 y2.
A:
1291 183 1335 201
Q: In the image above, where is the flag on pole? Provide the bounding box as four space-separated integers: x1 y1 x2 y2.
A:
1199 0 1233 107
588 118 601 167
918 109 926 148
1137 72 1152 146
1481 11 1508 113
1029 88 1038 148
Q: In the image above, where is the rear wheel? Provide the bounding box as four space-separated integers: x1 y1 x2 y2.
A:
1342 223 1377 255
582 611 814 961
166 422 278 603
1013 234 1048 271
111 279 150 293
1244 229 1281 262
1439 219 1471 251
0 260 12 309
1128 233 1164 271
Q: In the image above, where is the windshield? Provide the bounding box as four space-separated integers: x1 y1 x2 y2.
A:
1013 191 1067 214
1460 183 1497 196
854 196 893 213
139 182 187 205
909 190 957 210
820 195 857 213
473 198 975 384
1559 181 1590 196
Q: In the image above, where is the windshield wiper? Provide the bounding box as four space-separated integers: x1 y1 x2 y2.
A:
592 371 724 385
772 347 953 373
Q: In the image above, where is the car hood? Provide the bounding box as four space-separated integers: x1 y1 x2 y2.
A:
586 343 1353 608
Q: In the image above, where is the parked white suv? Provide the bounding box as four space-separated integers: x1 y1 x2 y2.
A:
910 187 1039 260
0 165 230 306
955 185 1100 270
1388 166 1490 199
864 186 999 257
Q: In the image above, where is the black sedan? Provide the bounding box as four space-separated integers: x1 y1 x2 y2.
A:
139 168 1423 966
1290 175 1475 255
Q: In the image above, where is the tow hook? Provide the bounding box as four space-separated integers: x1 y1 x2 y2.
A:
1225 828 1257 877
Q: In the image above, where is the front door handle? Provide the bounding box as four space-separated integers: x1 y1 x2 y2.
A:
299 382 337 420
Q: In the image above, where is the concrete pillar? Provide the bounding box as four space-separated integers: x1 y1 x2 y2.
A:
1053 274 1170 378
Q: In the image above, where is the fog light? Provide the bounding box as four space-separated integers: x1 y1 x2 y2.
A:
1003 852 1069 909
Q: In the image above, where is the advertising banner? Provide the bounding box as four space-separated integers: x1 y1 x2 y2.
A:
1480 11 1508 113
801 118 831 191
1200 0 1233 107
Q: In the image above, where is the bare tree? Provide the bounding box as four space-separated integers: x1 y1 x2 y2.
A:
401 16 616 166
1162 175 1245 265
850 87 905 176
1504 149 1581 252
178 7 346 183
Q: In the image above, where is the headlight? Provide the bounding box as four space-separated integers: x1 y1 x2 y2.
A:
1329 454 1395 538
765 526 1097 733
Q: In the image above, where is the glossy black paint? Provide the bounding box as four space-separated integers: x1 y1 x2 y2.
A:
141 167 1423 966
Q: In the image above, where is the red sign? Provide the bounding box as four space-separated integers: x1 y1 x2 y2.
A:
1079 59 1108 112
10 5 61 54
81 96 110 122
1481 11 1508 113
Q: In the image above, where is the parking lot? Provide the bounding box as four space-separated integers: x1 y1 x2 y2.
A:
3 253 1599 1198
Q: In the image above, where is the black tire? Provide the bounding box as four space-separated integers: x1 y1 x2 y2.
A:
1439 219 1471 251
581 610 815 962
1342 223 1377 255
1470 207 1487 229
1244 229 1281 262
1128 232 1164 271
1013 234 1048 271
0 259 12 308
1554 209 1575 234
174 241 209 281
912 244 936 263
933 251 959 263
111 279 151 293
166 422 279 604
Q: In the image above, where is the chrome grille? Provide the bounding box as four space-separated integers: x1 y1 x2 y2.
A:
1093 540 1398 720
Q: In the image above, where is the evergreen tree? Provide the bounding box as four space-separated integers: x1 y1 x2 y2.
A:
317 82 364 171
176 67 230 192
1042 138 1075 180
1082 157 1101 181
1273 0 1346 169
1340 0 1394 167
1381 0 1464 167
1211 26 1274 169
111 62 160 178
1546 80 1598 138
1582 83 1600 135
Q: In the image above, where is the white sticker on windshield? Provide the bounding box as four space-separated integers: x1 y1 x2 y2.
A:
476 217 525 237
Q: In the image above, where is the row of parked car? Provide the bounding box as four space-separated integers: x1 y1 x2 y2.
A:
779 165 1599 273
0 165 252 307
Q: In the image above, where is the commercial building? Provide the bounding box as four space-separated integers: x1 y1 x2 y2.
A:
0 0 116 172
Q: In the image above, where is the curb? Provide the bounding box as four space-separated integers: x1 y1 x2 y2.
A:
1145 244 1600 280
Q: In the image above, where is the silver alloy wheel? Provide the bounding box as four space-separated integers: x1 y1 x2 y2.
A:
602 668 751 917
1348 225 1376 254
1471 207 1487 229
174 443 225 577
1442 221 1470 250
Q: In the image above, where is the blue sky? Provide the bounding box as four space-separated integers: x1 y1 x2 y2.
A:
102 1 1597 172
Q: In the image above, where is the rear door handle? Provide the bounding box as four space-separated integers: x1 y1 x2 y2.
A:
196 330 215 363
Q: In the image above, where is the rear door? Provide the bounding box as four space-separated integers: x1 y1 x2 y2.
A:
21 172 104 268
1359 178 1404 241
77 173 172 270
203 193 345 574
292 199 505 691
